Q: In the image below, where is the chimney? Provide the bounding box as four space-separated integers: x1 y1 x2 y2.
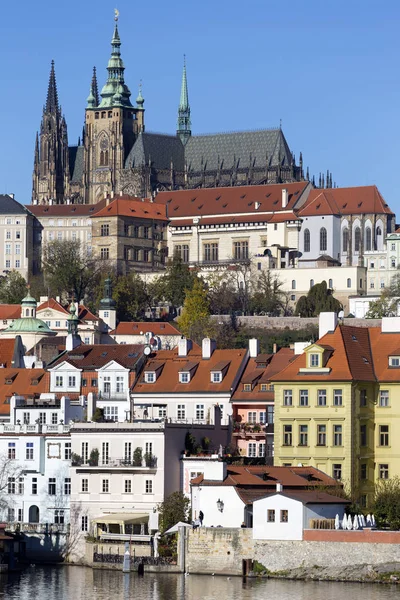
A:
249 338 259 358
255 201 261 210
106 195 110 206
273 343 277 354
381 317 400 333
276 482 283 492
282 188 288 208
202 338 216 359
318 312 338 340
178 337 192 357
104 191 108 199
9 193 14 199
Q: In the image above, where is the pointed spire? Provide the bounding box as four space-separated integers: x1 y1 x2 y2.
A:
99 12 132 108
306 166 310 181
91 67 100 106
46 60 59 114
177 55 191 145
136 80 144 108
34 132 39 161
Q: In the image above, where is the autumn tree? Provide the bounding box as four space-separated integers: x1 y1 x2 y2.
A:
177 278 212 342
0 454 26 518
295 281 342 317
158 491 190 534
250 270 288 316
366 291 399 318
0 270 28 304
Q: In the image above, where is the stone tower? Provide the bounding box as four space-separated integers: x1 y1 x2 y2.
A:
177 57 191 145
32 61 70 204
83 17 145 204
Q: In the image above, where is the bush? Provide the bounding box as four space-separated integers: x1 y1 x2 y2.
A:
71 452 82 466
133 447 143 466
88 448 99 466
373 476 400 530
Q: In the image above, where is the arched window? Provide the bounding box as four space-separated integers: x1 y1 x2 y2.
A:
104 150 109 166
342 228 349 253
376 225 383 250
347 278 351 288
100 151 104 166
304 229 310 253
310 279 314 288
354 227 361 252
328 279 333 289
291 280 296 290
365 227 372 251
320 227 327 252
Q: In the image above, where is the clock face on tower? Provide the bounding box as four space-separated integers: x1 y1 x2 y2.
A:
100 138 109 151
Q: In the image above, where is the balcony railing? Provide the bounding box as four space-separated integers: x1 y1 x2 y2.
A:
0 423 70 434
6 522 68 533
73 456 158 468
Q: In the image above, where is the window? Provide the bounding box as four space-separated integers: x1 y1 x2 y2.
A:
26 442 34 460
15 244 20 255
55 320 60 328
333 389 343 406
5 260 10 268
267 406 274 424
32 478 37 495
379 464 389 480
175 244 189 263
177 404 186 419
15 259 20 268
248 411 257 423
317 389 326 406
310 354 319 367
360 463 367 480
17 508 23 522
310 279 314 288
145 480 153 494
64 442 71 460
100 224 109 237
379 425 389 446
6 231 10 239
55 375 63 388
379 390 389 407
283 425 292 446
360 424 367 446
145 372 155 383
8 442 16 459
48 478 56 495
51 413 58 425
179 372 189 383
248 442 257 457
243 383 252 392
18 477 24 495
15 230 20 240
5 243 11 255
68 376 76 387
100 247 109 259
392 258 396 268
283 390 292 406
158 406 167 419
317 424 327 446
280 510 288 523
333 424 343 446
328 278 333 289
196 404 205 420
233 241 249 260
304 229 310 252
258 443 266 457
104 406 118 421
64 478 71 495
57 231 63 241
143 249 150 262
81 479 89 493
124 480 132 493
203 243 219 262
347 278 351 288
102 479 109 493
116 376 124 393
354 227 361 252
212 372 222 383
390 357 400 367
143 226 150 239
365 227 372 251
39 412 46 424
291 280 296 290
299 390 308 407
360 389 367 407
333 464 342 480
81 516 88 532
55 510 65 525
8 477 15 494
319 227 327 252
267 509 275 522
342 228 348 252
102 442 109 465
103 376 111 394
81 442 89 464
299 424 308 446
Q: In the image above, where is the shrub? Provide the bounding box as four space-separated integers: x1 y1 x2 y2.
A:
133 447 143 466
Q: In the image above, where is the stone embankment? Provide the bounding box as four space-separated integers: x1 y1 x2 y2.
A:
210 315 381 330
256 563 400 584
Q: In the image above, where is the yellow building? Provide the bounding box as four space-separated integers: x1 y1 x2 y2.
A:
271 313 400 508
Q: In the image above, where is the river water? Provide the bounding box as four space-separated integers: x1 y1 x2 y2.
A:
0 566 397 600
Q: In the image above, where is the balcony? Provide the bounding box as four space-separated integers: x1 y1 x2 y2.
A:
232 422 273 437
0 423 70 434
72 456 158 469
6 522 67 533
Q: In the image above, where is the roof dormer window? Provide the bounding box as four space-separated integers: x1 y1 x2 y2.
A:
243 383 252 391
179 372 190 384
309 353 320 368
212 372 222 383
389 356 400 367
145 372 155 383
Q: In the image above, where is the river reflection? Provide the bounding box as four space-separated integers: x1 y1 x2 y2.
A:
0 566 397 600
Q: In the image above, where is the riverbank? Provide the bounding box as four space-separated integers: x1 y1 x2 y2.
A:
254 562 400 584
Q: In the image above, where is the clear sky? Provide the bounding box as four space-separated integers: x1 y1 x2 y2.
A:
1 0 400 214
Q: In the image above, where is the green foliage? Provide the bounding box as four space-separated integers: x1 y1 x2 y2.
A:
161 255 198 309
249 270 290 316
88 448 99 466
366 291 399 318
112 272 151 321
0 270 28 304
295 281 342 317
177 279 212 342
92 407 104 422
158 491 190 534
133 447 143 466
373 476 400 530
71 452 82 466
185 432 197 454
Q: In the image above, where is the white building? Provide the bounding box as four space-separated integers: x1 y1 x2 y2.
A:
0 194 34 280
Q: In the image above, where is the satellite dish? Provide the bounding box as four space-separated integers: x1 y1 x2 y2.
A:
144 346 151 356
338 310 344 320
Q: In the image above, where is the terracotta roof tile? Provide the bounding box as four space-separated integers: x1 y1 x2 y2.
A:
0 305 21 321
0 339 18 368
93 197 168 221
232 349 294 401
27 199 106 217
37 298 69 315
369 328 400 381
298 186 393 217
0 369 49 415
111 322 181 336
50 344 145 370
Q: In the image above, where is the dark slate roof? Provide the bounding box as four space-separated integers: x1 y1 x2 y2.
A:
185 129 293 172
0 195 29 215
69 146 84 182
125 132 185 171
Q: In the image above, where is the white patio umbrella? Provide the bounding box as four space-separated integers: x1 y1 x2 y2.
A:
358 515 363 528
353 515 359 530
342 513 347 529
335 514 340 530
366 514 371 526
371 514 376 527
347 515 353 530
361 514 366 527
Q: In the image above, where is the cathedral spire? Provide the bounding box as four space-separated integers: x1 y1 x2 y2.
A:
34 132 39 165
46 60 59 115
177 56 191 145
91 67 100 106
99 12 132 108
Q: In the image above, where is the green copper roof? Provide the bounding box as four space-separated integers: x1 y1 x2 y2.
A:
21 293 37 307
99 23 133 109
100 277 116 310
136 82 144 108
4 317 56 335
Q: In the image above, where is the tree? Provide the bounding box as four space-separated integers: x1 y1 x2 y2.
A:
41 239 106 302
295 281 342 317
112 273 151 321
161 255 198 310
0 270 28 304
207 272 240 315
177 279 212 342
158 491 190 534
373 476 400 530
250 270 288 316
366 290 399 318
0 454 26 517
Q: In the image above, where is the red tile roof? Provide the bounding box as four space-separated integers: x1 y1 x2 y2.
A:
27 200 106 217
37 298 69 315
298 186 394 217
0 339 18 368
49 344 145 370
0 305 20 320
111 322 181 336
155 182 309 219
369 327 400 382
93 198 168 221
133 347 247 394
232 349 294 402
170 211 300 228
0 369 49 415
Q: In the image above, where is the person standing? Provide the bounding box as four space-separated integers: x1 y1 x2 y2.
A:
199 510 204 526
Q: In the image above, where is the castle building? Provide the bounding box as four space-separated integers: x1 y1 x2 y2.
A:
32 18 303 206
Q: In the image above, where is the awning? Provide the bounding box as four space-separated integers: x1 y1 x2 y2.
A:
164 521 191 535
92 513 149 525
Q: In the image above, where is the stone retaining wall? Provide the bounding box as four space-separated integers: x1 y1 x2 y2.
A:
210 315 381 330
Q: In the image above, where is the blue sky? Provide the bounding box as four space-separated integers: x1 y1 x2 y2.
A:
1 0 400 213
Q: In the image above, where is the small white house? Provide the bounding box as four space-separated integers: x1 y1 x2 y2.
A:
253 489 349 540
